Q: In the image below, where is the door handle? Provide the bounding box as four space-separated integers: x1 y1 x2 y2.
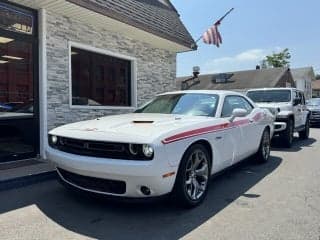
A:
249 119 254 123
215 136 223 140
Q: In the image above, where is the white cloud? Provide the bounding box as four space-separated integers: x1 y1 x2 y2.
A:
203 47 282 74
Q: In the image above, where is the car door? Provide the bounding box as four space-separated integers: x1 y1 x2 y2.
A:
208 120 239 173
299 91 309 126
220 95 259 164
293 90 303 128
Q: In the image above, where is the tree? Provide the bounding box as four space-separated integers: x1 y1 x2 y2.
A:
263 48 291 68
316 74 320 80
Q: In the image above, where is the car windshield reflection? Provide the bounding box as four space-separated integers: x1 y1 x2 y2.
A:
135 93 219 117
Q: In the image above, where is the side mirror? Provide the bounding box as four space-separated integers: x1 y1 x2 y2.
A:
230 108 248 122
293 98 300 106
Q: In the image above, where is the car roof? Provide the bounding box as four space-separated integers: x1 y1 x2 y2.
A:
158 90 243 97
247 87 297 92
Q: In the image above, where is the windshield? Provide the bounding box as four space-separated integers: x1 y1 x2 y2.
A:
307 98 320 106
135 93 219 117
247 90 291 103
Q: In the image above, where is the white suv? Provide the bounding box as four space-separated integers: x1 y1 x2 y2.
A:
247 88 310 147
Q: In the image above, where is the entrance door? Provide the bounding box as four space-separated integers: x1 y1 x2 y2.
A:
0 2 38 162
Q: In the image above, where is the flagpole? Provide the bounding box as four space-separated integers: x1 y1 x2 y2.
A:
194 7 235 45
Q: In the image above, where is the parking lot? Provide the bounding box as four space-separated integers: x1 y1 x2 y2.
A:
0 128 320 240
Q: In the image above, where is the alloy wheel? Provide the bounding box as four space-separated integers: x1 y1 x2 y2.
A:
262 131 270 160
185 149 209 201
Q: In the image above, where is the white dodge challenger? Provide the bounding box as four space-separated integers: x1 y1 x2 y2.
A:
47 90 274 207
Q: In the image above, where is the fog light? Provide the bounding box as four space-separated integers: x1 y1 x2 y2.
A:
142 144 154 157
140 186 151 196
51 135 58 144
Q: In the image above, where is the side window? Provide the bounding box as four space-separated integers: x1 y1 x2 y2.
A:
221 96 253 118
238 97 254 113
299 92 305 105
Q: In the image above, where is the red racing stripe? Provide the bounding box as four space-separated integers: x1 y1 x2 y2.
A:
162 113 262 145
162 122 230 144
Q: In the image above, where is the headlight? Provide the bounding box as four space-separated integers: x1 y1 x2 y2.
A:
142 144 154 157
51 135 58 144
129 144 139 155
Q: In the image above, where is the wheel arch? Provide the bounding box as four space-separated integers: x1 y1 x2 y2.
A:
183 139 213 170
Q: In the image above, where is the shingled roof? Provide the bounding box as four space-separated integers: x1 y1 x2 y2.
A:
66 0 196 49
176 68 295 91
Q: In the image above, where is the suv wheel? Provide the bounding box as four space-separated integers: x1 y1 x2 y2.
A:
171 144 210 208
281 118 294 148
299 118 310 139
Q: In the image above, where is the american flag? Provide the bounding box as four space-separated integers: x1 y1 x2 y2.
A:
202 23 222 47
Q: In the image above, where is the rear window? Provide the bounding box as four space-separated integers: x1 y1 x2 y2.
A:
247 90 291 103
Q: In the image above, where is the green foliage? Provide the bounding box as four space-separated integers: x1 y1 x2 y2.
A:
316 74 320 80
263 48 291 68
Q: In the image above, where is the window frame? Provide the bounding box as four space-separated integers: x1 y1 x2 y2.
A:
68 41 137 110
220 95 254 118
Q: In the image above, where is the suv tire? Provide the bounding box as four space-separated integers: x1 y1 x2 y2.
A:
299 118 310 139
281 118 294 148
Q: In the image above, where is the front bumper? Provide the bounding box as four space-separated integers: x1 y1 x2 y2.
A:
46 147 177 198
310 115 320 123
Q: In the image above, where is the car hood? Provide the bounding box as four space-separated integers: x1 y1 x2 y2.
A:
307 106 320 111
255 102 292 114
49 113 221 144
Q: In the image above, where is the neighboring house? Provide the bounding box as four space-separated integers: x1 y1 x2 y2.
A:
291 67 315 100
0 0 195 162
312 80 320 98
176 67 296 94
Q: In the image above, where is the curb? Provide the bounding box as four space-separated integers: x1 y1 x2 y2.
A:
0 171 57 191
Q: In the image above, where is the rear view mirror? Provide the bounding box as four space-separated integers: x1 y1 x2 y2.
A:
230 108 247 122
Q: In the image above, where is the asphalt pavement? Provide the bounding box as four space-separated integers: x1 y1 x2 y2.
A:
0 128 320 240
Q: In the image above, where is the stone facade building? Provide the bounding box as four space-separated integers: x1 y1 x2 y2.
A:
0 0 195 162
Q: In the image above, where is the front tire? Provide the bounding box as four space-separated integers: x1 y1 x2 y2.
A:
299 118 310 139
281 119 294 148
171 144 210 208
256 128 271 163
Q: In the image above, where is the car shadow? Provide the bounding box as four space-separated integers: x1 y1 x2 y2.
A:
0 156 282 240
271 136 316 153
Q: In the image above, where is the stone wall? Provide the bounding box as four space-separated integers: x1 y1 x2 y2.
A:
46 10 176 130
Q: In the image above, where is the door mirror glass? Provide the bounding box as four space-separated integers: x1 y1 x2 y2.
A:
230 108 247 122
293 98 300 106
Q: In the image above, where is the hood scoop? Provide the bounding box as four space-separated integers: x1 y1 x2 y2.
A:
132 120 154 124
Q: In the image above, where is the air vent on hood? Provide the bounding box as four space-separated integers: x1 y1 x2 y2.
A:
132 120 154 124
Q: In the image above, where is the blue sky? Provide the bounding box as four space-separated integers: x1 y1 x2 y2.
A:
171 0 320 77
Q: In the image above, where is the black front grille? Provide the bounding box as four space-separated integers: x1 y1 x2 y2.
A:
58 168 126 194
49 136 153 160
311 111 320 116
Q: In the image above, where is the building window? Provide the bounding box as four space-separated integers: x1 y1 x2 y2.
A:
71 46 132 107
0 4 33 35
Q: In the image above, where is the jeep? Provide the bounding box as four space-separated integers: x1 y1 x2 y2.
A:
246 88 310 147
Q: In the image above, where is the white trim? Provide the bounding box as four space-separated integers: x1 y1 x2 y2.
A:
38 8 48 160
68 41 137 110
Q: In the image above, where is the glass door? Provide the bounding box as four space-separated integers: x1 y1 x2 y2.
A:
0 2 38 162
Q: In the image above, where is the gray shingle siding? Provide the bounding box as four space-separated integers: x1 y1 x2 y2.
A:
176 68 296 91
66 0 196 49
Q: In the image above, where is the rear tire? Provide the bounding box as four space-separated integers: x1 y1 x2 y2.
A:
299 118 310 139
256 128 271 163
171 144 210 208
281 119 294 148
